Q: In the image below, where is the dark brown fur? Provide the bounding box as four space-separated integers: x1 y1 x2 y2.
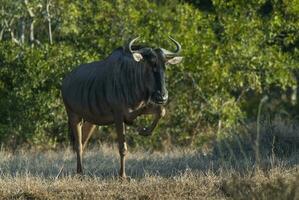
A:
61 39 181 177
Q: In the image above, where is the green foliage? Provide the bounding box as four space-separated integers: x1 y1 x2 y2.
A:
0 42 97 147
0 0 298 149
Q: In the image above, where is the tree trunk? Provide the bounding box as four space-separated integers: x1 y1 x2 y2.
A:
24 0 36 47
20 18 25 44
46 0 53 44
29 19 35 44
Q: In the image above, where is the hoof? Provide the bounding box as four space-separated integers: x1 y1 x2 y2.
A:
119 175 134 182
138 127 152 136
74 173 86 181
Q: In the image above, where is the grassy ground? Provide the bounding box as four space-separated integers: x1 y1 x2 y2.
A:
0 145 298 200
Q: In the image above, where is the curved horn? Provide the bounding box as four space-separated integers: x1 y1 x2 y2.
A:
128 36 140 53
161 36 182 57
169 36 181 54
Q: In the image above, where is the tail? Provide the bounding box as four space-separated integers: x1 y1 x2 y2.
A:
68 120 76 151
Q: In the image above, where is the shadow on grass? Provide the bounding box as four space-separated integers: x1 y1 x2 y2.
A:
0 117 298 179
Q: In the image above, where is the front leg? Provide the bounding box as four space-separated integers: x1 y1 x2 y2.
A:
125 105 152 123
126 104 165 136
138 105 166 136
114 115 127 178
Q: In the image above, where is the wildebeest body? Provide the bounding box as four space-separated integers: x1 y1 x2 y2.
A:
61 37 183 177
62 48 153 125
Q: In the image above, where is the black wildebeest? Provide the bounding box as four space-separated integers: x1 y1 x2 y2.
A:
61 36 182 178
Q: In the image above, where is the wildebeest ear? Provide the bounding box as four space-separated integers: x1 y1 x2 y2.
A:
166 56 183 65
132 52 143 62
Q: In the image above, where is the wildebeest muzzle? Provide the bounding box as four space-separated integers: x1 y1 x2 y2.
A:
151 89 168 105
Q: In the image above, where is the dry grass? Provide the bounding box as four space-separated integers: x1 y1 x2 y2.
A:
0 145 298 200
1 116 299 199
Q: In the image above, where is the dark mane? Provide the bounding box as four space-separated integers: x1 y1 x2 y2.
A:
124 44 153 52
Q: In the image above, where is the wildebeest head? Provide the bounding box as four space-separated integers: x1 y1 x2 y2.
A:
128 36 183 105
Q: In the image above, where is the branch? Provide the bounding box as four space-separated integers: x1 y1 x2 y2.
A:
0 24 5 41
24 0 35 17
4 18 20 44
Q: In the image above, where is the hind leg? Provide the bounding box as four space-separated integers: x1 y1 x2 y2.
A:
68 114 84 174
82 122 96 150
